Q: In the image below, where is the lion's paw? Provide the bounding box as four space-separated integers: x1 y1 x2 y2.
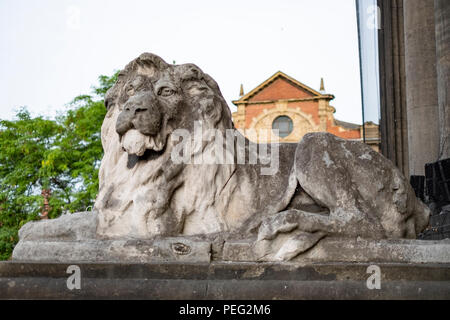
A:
273 230 326 261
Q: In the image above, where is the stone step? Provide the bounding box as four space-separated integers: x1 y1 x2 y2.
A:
1 262 449 299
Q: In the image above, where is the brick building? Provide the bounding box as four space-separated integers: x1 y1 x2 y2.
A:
231 71 380 151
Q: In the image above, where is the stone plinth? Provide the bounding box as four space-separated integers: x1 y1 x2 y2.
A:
0 261 449 299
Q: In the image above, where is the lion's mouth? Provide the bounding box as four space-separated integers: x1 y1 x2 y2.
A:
121 129 165 156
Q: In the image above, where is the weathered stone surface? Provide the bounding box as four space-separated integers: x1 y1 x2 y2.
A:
18 211 96 241
12 52 431 262
13 219 450 264
254 230 327 262
13 236 212 263
293 132 429 239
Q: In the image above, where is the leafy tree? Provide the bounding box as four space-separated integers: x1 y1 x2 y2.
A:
0 109 62 259
0 71 118 260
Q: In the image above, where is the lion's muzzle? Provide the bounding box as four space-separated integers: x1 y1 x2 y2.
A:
116 92 164 156
116 92 162 137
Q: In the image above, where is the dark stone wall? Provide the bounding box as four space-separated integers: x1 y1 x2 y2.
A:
0 262 449 299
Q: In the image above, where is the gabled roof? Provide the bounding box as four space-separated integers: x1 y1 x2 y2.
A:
233 71 327 104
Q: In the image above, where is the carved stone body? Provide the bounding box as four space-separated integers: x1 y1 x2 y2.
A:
13 53 430 261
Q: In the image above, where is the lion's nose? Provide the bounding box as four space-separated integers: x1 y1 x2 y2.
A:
125 105 149 114
116 92 162 137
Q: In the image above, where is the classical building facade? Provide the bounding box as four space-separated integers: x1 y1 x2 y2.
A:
231 71 380 151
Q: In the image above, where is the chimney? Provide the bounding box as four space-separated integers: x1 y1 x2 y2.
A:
319 77 326 94
239 84 244 97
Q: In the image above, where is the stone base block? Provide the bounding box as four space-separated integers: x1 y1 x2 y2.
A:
12 238 212 263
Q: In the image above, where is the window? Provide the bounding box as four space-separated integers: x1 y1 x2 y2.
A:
272 116 293 138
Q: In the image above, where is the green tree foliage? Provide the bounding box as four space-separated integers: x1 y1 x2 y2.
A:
0 72 118 260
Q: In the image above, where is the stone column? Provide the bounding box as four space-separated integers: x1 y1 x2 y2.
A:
435 0 450 159
378 0 409 177
404 0 440 175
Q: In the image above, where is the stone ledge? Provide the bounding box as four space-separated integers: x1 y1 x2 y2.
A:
224 238 450 263
12 237 450 264
12 238 212 263
0 262 449 299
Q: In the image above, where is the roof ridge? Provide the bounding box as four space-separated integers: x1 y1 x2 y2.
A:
234 71 323 103
334 118 362 129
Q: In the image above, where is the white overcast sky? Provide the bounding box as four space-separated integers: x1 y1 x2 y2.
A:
0 0 363 124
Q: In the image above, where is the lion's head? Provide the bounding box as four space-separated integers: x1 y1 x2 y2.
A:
95 53 236 239
105 53 233 158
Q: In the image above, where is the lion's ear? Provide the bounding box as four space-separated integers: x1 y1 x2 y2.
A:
135 53 169 79
175 64 204 82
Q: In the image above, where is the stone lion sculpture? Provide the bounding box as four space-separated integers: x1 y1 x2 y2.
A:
13 53 430 262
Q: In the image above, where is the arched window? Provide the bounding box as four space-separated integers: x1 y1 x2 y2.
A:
272 115 293 138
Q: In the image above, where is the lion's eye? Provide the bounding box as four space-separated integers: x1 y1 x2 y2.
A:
158 87 175 97
126 85 135 96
